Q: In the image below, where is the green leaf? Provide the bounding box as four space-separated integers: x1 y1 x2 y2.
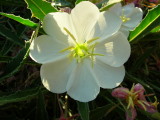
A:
0 12 38 28
150 25 160 33
0 40 14 56
129 5 160 42
75 0 87 5
152 112 160 120
24 0 58 20
0 41 30 82
90 104 113 120
0 25 24 46
0 87 46 106
143 32 160 40
77 102 89 120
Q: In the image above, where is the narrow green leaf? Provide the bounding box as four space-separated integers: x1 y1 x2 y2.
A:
0 87 46 105
0 25 24 46
150 25 160 33
77 102 89 120
0 41 30 82
36 90 49 120
90 104 113 120
152 112 160 120
75 0 87 5
0 12 38 28
0 40 14 56
24 0 58 20
129 5 160 42
143 32 160 40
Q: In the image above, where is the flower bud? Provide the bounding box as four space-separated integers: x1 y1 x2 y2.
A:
112 87 129 99
133 83 146 100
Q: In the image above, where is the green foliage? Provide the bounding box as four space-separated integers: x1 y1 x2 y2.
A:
75 0 87 4
129 5 160 42
90 104 113 120
152 112 160 120
0 87 46 106
0 0 160 120
24 0 58 20
150 25 160 33
130 48 154 72
0 25 24 46
77 102 89 120
0 0 25 6
0 12 38 28
36 90 49 120
0 41 30 82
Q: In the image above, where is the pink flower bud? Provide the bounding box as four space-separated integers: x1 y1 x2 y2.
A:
133 83 146 100
137 102 157 113
146 103 158 113
112 87 129 99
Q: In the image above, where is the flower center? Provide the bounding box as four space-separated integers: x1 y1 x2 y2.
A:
120 9 131 23
71 43 94 62
73 43 89 58
61 27 104 63
125 84 149 110
120 15 131 23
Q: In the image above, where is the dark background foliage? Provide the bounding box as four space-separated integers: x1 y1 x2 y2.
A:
0 0 160 120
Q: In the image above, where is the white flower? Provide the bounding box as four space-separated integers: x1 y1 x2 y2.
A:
29 1 131 102
109 3 143 36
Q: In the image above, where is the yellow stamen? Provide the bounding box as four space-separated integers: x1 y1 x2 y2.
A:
120 9 131 23
137 100 147 111
60 46 74 53
64 27 78 44
151 96 159 108
127 96 134 109
120 16 131 23
87 37 100 44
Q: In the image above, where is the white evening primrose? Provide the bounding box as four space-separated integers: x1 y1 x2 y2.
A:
29 1 131 102
109 3 143 36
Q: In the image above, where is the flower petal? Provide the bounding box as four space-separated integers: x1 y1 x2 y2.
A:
124 7 143 29
40 57 76 93
108 3 122 16
71 1 100 43
122 3 135 16
119 27 130 37
94 59 125 88
43 12 76 45
87 11 122 42
133 83 146 100
112 87 129 99
95 32 131 67
67 59 100 102
30 35 69 64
